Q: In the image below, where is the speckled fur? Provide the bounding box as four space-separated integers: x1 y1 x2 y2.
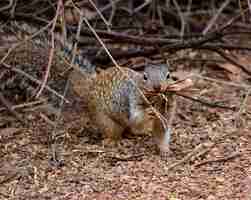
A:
72 64 170 147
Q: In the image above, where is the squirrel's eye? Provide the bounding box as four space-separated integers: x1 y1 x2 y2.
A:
143 73 148 81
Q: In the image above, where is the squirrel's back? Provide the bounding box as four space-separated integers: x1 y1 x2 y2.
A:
86 67 146 126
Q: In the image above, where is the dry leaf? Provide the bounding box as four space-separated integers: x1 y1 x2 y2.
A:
218 63 241 74
238 56 251 74
217 53 251 81
218 62 242 81
162 78 194 92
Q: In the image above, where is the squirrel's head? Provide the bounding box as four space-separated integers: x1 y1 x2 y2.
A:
143 64 170 92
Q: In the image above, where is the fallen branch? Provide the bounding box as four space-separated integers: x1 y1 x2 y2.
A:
194 151 241 167
0 99 45 112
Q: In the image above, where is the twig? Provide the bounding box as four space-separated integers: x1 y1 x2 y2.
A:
0 99 45 112
48 0 78 167
191 73 251 89
0 171 18 185
36 0 63 98
167 143 206 171
69 26 251 52
218 7 249 32
107 153 144 162
0 19 53 65
206 47 251 76
174 92 236 111
249 0 251 13
231 87 251 126
2 63 69 103
39 113 56 127
9 0 17 18
236 88 251 116
87 0 123 20
0 0 14 12
133 0 152 13
107 0 116 27
68 26 184 45
185 0 193 17
70 11 84 68
72 27 251 52
194 151 241 167
0 91 25 124
88 0 111 28
203 0 231 34
173 0 185 38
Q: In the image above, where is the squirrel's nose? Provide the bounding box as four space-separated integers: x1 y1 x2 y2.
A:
153 84 161 91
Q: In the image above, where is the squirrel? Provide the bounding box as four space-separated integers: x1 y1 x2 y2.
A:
0 25 171 152
70 63 171 152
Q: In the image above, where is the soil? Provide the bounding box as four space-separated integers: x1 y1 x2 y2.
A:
1 64 251 200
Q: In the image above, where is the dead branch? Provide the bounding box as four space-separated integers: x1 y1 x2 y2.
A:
194 151 241 167
36 0 63 98
174 92 237 111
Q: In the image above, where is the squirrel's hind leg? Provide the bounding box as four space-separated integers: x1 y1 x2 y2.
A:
94 112 124 147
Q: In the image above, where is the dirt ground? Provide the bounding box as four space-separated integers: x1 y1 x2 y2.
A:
1 62 251 200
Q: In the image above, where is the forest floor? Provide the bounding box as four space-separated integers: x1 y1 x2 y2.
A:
1 55 251 200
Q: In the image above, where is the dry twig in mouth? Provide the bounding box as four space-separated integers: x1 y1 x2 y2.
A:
146 78 236 111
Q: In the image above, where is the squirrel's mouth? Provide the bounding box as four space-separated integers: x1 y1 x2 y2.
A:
142 85 163 93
